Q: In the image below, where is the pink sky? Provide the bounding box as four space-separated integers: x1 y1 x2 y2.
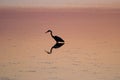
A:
0 0 120 8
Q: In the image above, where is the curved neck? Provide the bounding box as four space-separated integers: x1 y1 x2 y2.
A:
49 47 53 54
50 31 54 37
46 47 53 54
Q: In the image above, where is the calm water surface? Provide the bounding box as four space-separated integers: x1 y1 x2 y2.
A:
0 8 120 80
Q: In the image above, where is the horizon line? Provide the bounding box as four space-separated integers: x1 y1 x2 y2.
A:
0 6 120 10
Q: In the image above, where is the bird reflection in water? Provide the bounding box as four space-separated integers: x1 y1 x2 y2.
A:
45 43 64 54
45 30 65 54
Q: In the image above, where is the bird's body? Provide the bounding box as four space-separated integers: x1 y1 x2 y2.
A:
45 43 64 54
53 36 64 43
46 30 64 43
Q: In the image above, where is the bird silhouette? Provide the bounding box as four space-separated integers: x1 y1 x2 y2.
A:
45 43 64 54
45 30 64 43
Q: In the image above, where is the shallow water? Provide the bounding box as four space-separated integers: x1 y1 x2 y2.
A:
0 8 120 80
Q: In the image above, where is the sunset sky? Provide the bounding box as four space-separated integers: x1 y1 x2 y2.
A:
0 0 120 8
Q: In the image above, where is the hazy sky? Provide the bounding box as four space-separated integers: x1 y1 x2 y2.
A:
0 0 120 8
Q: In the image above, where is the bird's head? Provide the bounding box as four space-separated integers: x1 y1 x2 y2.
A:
45 30 52 33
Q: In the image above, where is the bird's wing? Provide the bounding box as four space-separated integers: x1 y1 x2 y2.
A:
54 36 64 42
